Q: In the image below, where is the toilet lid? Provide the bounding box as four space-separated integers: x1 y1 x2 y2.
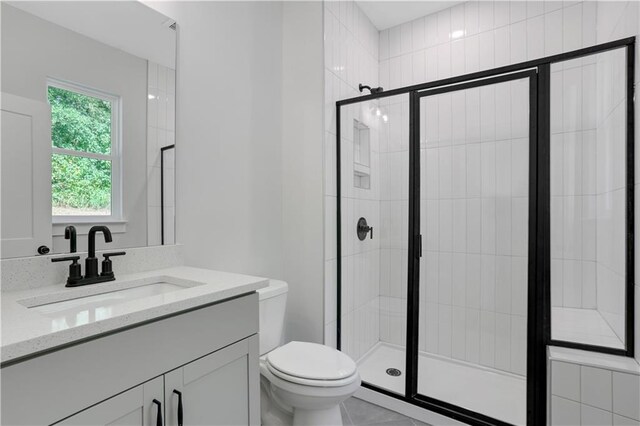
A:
266 341 357 381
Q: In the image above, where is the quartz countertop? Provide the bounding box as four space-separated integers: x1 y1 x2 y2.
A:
1 266 268 365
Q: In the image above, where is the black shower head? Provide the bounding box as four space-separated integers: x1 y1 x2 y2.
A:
359 83 384 94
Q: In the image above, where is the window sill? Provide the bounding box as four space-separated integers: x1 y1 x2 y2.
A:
52 220 127 236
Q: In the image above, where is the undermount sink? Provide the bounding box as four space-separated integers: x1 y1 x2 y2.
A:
18 278 203 329
30 282 187 316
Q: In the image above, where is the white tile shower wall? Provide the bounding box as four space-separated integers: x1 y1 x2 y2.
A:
414 78 529 376
380 0 640 373
549 56 601 312
594 1 638 347
550 358 640 425
377 94 410 349
147 62 176 246
324 0 381 362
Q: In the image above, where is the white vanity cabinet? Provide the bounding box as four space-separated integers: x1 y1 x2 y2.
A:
1 293 260 426
164 337 259 426
56 377 164 426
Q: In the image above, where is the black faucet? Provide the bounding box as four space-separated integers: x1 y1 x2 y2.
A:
65 225 77 253
85 225 112 279
52 225 126 287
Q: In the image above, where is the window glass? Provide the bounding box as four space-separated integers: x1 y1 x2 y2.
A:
48 86 111 155
48 85 115 217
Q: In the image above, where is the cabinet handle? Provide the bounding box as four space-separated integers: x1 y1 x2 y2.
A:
153 399 163 426
173 390 183 426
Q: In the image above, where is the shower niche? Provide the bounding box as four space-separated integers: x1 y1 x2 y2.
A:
353 119 370 189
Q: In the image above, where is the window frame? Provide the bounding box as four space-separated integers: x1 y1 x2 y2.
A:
47 78 123 224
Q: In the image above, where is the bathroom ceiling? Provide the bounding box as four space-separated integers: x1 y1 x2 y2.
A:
357 1 463 30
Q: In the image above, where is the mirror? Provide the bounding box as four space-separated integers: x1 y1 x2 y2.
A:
1 1 177 258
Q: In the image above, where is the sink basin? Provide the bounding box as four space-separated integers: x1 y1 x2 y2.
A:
16 276 205 331
31 282 187 317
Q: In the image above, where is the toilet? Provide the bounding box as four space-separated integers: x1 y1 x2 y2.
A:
258 280 361 425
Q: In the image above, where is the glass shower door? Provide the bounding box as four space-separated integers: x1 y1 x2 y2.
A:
412 71 535 425
337 93 410 395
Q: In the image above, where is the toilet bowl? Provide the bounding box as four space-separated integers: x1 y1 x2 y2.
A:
258 281 361 425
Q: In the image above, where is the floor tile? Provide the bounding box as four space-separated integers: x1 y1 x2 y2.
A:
342 397 428 426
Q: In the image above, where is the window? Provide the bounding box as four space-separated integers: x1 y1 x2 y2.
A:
47 80 121 221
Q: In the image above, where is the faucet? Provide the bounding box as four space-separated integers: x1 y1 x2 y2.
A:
65 225 77 253
52 225 126 287
85 225 113 278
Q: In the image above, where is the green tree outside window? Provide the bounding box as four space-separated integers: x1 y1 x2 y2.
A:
48 86 113 215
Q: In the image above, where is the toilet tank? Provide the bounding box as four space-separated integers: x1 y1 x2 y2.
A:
257 280 288 355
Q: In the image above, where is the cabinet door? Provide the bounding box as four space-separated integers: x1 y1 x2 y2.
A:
54 376 163 426
1 93 52 258
164 336 260 426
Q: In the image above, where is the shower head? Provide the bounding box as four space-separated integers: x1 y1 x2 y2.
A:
359 83 384 94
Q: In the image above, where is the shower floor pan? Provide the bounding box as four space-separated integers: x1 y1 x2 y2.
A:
357 342 526 425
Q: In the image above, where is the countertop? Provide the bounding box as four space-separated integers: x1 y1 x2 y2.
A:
1 266 268 365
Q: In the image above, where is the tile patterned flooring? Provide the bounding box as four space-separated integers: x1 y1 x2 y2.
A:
340 397 430 426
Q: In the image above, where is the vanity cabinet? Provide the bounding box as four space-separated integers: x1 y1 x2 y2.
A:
1 293 260 425
164 338 258 426
55 337 257 426
56 377 164 426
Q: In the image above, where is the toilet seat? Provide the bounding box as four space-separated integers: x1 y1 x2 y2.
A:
265 341 358 388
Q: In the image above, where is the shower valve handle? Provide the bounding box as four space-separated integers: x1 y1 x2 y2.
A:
357 217 373 241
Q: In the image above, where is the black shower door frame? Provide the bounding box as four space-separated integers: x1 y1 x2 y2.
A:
406 69 539 426
335 37 635 426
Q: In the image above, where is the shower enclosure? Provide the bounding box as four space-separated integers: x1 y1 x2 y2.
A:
335 38 635 426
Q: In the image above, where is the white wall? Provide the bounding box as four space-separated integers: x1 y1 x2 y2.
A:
147 2 285 280
1 4 148 253
281 2 325 344
148 1 330 343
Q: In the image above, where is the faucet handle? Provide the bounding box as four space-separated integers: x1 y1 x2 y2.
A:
100 251 126 278
51 255 80 263
102 251 126 259
51 256 82 286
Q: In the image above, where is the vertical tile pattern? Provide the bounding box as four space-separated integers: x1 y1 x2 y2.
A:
376 0 639 380
324 0 381 362
548 1 635 349
414 78 529 377
323 6 640 416
147 62 176 246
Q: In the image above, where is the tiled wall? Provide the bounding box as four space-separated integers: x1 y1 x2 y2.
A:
416 78 530 376
378 0 639 373
324 0 640 394
550 357 640 426
549 43 628 348
593 6 635 346
377 93 410 348
339 99 383 361
147 62 176 246
324 0 380 361
549 53 599 312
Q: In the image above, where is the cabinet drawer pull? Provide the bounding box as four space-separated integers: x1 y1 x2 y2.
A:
173 390 183 426
153 399 163 426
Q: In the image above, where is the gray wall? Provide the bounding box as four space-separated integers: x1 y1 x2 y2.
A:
1 4 148 253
